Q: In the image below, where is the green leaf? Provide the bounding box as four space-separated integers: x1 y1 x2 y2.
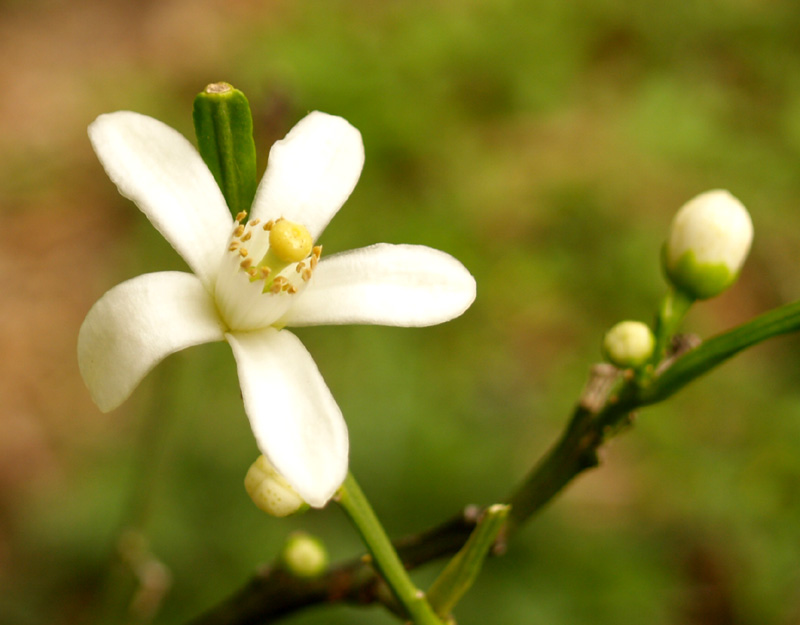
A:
192 82 257 218
640 299 800 405
427 504 510 619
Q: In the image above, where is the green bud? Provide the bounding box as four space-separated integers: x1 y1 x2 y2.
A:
602 321 655 368
193 82 257 218
663 190 753 300
281 532 328 578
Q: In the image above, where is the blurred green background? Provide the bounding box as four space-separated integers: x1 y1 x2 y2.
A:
3 0 800 623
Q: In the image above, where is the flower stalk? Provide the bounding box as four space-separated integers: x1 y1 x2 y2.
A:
337 473 445 625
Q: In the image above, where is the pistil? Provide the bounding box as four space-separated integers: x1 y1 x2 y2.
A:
226 212 322 295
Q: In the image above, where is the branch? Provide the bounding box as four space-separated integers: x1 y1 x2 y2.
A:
188 511 479 625
189 368 635 625
189 299 800 624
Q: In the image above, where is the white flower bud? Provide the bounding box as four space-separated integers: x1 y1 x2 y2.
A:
602 321 655 368
663 190 753 299
281 532 328 578
244 455 307 517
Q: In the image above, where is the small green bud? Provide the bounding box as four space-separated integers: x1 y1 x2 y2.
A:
193 82 257 218
663 190 753 300
281 532 328 578
602 321 655 368
244 455 307 517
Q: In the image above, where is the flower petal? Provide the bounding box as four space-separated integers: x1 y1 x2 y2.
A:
226 328 348 507
250 112 364 239
281 243 477 327
78 272 225 412
89 112 233 287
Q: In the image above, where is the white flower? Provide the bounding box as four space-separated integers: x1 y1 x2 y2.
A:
78 111 476 507
663 190 753 300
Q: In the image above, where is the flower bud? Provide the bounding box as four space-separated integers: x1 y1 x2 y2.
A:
602 320 655 368
663 190 753 300
281 532 328 578
244 455 307 517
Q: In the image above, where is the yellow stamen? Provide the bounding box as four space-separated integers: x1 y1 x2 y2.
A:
270 276 288 294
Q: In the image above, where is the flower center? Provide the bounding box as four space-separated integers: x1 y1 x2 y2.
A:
226 211 321 293
269 219 313 263
216 211 322 331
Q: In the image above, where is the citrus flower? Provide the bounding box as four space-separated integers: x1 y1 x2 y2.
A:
78 110 476 507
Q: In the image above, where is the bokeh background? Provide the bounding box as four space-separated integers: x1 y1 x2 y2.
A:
3 0 800 623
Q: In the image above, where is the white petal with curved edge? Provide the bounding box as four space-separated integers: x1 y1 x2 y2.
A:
250 112 364 239
281 243 477 327
89 112 233 287
78 272 225 412
227 328 348 507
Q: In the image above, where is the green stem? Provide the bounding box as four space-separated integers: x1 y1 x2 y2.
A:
427 504 509 618
337 473 444 625
653 287 695 362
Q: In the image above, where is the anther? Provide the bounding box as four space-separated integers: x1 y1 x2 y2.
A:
310 256 318 269
287 285 298 294
295 262 305 273
247 267 258 278
240 258 253 270
238 248 249 258
241 231 252 242
235 211 248 223
260 266 272 278
302 269 312 281
229 242 240 251
270 277 285 294
250 218 261 226
234 225 245 237
263 220 274 231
